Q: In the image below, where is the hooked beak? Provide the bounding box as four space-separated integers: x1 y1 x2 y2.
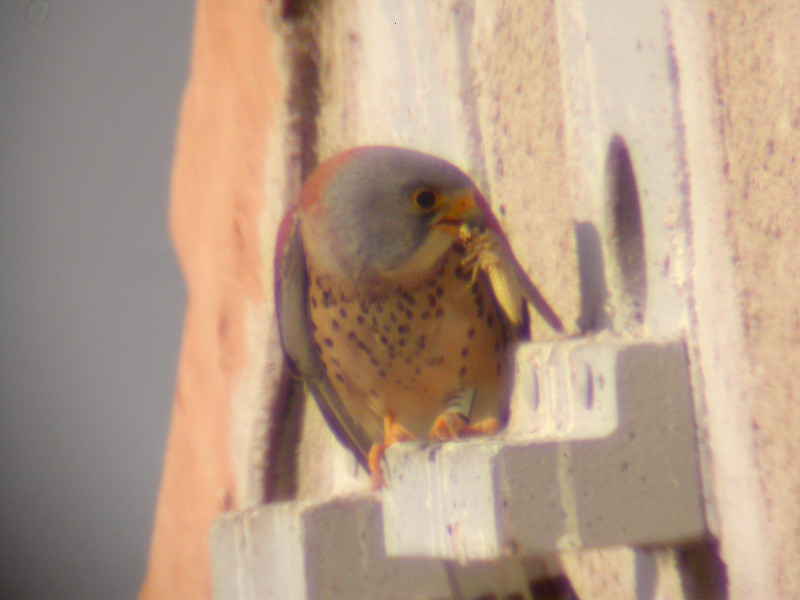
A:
430 189 480 236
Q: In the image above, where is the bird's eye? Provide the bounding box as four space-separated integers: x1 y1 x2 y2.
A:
412 189 438 212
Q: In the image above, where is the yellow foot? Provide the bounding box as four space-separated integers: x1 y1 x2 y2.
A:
368 413 415 490
429 412 500 441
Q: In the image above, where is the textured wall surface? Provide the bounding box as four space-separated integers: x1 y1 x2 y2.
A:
141 0 800 598
708 3 800 596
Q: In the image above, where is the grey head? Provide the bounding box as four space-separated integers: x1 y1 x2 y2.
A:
301 146 481 281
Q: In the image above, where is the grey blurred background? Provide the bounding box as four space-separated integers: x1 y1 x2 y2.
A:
1 2 194 598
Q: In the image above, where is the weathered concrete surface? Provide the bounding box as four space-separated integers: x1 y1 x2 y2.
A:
471 0 579 342
141 0 800 597
383 341 704 562
138 2 281 598
667 2 800 597
707 3 800 597
210 495 536 600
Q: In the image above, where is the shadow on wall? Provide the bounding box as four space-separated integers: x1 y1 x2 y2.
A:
575 133 646 336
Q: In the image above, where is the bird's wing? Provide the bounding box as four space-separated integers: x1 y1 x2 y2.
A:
275 209 374 466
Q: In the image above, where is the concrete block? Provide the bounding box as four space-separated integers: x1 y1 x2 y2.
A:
210 495 443 600
383 339 705 561
210 494 535 600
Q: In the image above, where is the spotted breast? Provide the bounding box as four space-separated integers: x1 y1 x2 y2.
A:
306 239 513 445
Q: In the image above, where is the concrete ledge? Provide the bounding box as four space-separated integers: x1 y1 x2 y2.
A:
209 340 706 597
210 494 535 600
382 340 705 561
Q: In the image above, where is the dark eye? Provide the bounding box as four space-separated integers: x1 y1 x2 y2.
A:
412 189 438 211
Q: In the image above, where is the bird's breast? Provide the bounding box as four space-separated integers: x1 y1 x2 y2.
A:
306 243 514 441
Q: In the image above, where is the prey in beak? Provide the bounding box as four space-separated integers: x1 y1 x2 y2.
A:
431 188 564 332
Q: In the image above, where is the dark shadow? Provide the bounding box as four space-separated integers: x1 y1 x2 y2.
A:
283 1 321 180
606 134 646 326
631 540 729 600
677 539 729 600
264 370 306 502
574 220 610 333
265 2 322 503
635 548 658 600
529 575 579 600
281 0 319 22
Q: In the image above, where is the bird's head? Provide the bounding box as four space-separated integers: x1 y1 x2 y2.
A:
299 146 488 281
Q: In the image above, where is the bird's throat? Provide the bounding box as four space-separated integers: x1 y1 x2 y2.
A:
379 229 455 284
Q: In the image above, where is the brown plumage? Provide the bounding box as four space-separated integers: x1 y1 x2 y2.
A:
275 147 561 488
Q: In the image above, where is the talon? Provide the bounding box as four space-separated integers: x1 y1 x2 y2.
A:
430 411 468 441
368 413 415 490
464 417 500 436
368 444 386 490
429 413 500 441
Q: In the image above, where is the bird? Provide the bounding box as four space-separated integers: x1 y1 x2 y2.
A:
275 146 562 489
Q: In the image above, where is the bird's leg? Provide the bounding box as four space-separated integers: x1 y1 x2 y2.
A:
430 388 473 440
430 413 500 441
429 386 499 440
368 413 415 490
